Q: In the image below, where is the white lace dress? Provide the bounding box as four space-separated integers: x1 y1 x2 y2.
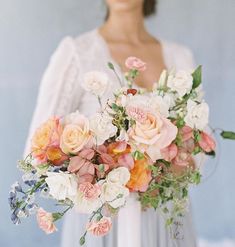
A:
25 29 197 247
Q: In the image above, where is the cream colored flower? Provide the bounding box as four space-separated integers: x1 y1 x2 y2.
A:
184 99 209 130
82 71 109 96
106 167 130 186
60 111 92 154
167 70 193 97
45 172 78 201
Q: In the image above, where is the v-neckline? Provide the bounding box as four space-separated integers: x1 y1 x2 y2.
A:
94 28 169 90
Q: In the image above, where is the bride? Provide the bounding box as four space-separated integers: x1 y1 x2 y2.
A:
25 0 197 246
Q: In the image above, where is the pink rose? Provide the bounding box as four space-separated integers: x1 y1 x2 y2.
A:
198 132 216 153
125 56 147 72
79 182 101 200
173 148 192 167
161 143 178 162
36 208 57 234
87 217 112 237
68 149 95 183
128 112 178 161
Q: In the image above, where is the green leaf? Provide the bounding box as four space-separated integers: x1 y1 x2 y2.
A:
98 164 105 172
108 62 114 70
166 217 173 226
156 159 171 168
176 118 185 128
194 130 202 142
221 131 235 140
111 103 119 111
132 151 144 160
191 171 201 185
192 146 202 155
192 65 202 89
182 187 188 198
79 236 86 246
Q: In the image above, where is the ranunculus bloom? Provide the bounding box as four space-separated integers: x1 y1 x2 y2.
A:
161 143 178 162
181 126 193 142
46 146 68 166
128 112 178 162
36 208 57 234
60 112 92 155
172 148 193 167
198 132 216 153
31 118 62 163
125 56 147 72
127 158 152 192
87 217 112 237
78 182 101 200
68 149 95 183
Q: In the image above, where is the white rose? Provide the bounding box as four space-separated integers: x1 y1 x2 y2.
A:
90 113 117 145
45 172 78 201
100 182 129 208
82 71 109 96
167 70 193 97
107 167 130 186
148 94 170 117
74 191 102 214
184 99 209 130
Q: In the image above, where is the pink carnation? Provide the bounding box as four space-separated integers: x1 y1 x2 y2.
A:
125 56 147 72
199 132 216 153
36 208 57 234
87 217 112 237
79 182 101 200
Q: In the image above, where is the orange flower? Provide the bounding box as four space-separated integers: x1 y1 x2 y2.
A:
46 146 68 166
127 157 151 192
31 118 62 163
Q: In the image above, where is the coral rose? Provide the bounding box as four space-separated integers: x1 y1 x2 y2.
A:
87 217 112 237
128 112 178 162
31 118 62 163
60 112 92 155
127 158 152 192
36 208 57 234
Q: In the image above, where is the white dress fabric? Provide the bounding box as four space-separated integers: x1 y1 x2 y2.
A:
25 29 197 247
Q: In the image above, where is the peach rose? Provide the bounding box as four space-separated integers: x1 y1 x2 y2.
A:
127 157 152 192
31 118 62 163
60 112 92 155
36 208 57 234
198 132 216 153
87 217 112 236
79 182 101 200
125 57 147 71
128 112 178 162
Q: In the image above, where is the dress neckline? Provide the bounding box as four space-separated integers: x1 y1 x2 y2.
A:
93 28 170 89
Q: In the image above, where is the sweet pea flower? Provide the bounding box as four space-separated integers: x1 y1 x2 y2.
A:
125 57 147 71
198 132 216 153
36 208 57 234
161 143 178 162
87 217 112 237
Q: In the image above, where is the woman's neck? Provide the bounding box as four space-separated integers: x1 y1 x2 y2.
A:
99 9 150 44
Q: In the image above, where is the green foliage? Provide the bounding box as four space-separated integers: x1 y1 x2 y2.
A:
79 236 86 246
192 65 202 89
108 62 114 70
156 159 171 168
132 151 144 160
221 131 235 140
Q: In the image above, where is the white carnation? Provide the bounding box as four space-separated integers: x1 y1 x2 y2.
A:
107 167 130 186
184 99 209 130
100 182 129 209
82 71 109 96
74 191 102 214
45 172 78 201
167 70 193 97
90 113 117 145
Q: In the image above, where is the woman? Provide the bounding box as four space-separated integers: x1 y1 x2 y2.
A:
25 0 197 246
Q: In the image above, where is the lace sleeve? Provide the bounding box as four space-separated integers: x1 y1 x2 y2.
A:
24 37 82 157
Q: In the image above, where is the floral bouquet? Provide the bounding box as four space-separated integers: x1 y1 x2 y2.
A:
9 57 235 245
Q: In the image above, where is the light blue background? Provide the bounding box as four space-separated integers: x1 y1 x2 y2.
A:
0 0 235 246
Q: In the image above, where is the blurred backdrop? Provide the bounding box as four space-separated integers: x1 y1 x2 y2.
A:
0 0 235 246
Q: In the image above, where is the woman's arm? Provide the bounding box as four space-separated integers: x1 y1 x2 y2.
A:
24 37 82 157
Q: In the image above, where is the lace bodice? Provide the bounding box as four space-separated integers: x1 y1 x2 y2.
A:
24 29 195 155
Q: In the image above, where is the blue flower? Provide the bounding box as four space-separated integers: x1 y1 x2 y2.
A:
11 210 21 225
